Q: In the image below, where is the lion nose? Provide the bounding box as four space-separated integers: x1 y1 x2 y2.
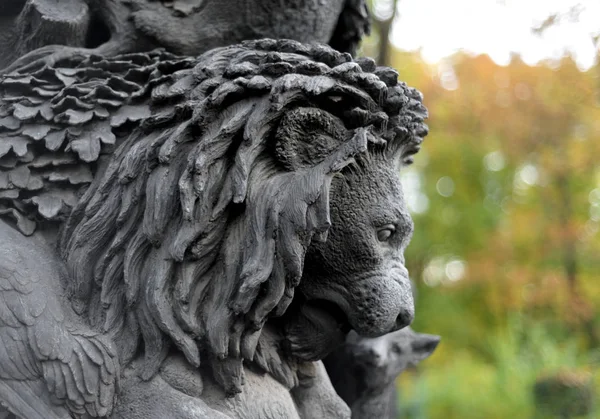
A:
394 305 414 330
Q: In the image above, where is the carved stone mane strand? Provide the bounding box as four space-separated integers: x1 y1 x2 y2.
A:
0 39 427 394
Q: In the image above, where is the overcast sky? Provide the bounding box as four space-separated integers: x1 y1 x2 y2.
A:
387 0 599 70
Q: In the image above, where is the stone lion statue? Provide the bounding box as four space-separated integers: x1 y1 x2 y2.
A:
0 39 427 418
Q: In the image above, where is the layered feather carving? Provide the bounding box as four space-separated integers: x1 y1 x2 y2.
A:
0 222 118 418
0 50 190 235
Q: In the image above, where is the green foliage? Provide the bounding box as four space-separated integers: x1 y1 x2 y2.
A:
364 36 600 419
534 371 594 418
398 315 596 419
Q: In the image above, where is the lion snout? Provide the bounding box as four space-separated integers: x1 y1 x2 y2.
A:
346 272 414 337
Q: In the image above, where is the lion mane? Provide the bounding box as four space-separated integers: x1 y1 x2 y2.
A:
0 39 427 393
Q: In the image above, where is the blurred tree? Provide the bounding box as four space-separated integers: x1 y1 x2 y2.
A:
360 4 600 417
366 0 399 65
388 48 600 351
391 45 600 419
532 2 600 103
528 1 599 343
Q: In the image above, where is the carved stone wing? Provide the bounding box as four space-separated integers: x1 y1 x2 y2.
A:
0 221 118 418
0 50 194 235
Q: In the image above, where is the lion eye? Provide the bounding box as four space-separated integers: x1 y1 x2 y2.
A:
377 225 396 242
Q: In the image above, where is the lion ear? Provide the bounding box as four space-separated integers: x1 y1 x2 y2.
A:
274 107 348 170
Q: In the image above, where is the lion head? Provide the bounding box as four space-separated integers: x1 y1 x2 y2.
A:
57 39 427 394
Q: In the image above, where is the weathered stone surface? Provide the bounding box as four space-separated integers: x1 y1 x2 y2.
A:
0 0 370 74
0 39 428 418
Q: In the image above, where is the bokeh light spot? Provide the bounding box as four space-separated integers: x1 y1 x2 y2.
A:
436 176 455 197
517 163 539 187
484 151 506 172
588 188 600 204
445 259 467 282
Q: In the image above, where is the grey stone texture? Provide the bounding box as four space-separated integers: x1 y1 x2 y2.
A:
325 328 440 419
0 0 369 74
0 2 436 418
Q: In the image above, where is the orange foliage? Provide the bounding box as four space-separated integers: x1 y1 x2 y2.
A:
399 49 600 344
